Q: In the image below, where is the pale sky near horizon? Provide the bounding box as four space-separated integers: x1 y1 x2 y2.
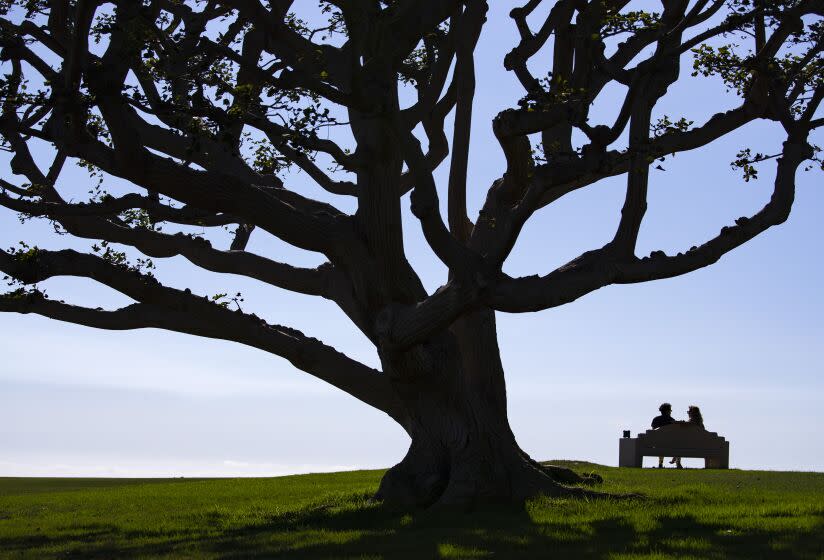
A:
1 2 822 477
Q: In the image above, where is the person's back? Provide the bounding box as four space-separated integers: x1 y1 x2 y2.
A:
652 403 675 430
651 403 675 468
652 413 675 429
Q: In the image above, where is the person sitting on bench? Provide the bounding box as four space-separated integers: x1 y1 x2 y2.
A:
668 405 706 468
651 402 675 468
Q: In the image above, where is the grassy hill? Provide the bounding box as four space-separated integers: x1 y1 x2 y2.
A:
1 461 822 559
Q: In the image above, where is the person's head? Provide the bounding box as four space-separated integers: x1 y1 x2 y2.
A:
659 403 672 415
688 405 703 421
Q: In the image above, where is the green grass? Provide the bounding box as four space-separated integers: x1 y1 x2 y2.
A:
1 461 823 559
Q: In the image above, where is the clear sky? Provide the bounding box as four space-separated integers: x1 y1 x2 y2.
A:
1 2 822 476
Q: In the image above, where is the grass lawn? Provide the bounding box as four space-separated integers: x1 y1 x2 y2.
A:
1 461 823 559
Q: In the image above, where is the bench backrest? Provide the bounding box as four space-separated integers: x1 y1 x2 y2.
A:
637 424 727 452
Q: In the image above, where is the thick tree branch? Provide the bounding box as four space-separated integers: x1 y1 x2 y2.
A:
613 138 812 284
490 137 812 313
0 193 331 298
403 130 483 276
0 248 406 424
46 120 347 255
447 1 485 242
0 190 238 227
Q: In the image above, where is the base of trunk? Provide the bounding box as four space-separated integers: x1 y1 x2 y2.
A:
374 435 603 509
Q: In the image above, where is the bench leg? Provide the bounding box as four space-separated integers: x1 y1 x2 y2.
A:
704 445 730 469
619 439 641 467
720 442 729 469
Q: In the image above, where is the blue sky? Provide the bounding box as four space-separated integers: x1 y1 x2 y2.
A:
1 2 822 476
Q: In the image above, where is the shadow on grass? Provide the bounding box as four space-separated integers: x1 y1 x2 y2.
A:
3 497 823 559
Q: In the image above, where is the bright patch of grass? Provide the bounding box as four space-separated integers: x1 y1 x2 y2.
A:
1 462 822 559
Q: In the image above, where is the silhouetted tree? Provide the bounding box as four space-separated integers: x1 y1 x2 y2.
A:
1 1 821 507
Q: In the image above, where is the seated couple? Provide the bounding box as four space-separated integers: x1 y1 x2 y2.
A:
651 402 705 469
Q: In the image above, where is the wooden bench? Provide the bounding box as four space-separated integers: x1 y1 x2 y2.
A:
619 424 729 468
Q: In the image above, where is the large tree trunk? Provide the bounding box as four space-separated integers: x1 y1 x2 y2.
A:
376 309 599 508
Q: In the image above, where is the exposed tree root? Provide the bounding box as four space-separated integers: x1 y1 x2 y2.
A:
375 440 635 510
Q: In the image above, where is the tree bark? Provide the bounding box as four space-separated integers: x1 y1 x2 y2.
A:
376 308 599 508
